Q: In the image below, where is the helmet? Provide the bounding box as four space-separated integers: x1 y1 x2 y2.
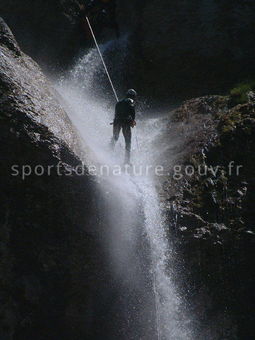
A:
126 89 137 99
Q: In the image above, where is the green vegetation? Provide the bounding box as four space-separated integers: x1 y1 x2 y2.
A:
230 80 255 105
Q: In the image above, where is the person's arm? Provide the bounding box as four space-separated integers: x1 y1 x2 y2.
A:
129 101 136 121
128 100 136 127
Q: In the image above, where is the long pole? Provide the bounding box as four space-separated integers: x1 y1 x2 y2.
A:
86 16 119 102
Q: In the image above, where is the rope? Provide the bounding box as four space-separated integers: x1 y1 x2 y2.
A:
86 16 119 102
86 16 140 151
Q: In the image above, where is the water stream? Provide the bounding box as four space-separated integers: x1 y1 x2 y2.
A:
56 41 192 340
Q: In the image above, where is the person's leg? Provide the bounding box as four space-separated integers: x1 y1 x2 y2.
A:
122 124 132 163
111 121 121 149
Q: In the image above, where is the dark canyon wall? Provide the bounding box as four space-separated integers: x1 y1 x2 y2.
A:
128 0 255 99
1 1 255 100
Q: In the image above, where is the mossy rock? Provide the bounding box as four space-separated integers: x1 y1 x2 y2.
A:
230 81 255 105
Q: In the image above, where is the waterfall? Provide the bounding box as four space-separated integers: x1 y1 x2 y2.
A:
55 39 193 340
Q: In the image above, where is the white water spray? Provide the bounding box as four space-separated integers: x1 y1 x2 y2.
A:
56 40 193 339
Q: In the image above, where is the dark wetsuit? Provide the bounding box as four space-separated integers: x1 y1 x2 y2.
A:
112 98 136 162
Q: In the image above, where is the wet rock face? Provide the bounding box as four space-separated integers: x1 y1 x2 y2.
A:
0 18 108 340
163 95 255 338
0 16 83 156
166 95 255 242
0 18 21 56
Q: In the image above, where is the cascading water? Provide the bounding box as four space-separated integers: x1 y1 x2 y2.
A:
56 39 193 339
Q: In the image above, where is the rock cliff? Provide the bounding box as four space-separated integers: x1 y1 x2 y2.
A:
163 94 255 338
0 17 108 340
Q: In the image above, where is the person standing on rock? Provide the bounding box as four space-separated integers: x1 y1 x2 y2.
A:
111 89 137 164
